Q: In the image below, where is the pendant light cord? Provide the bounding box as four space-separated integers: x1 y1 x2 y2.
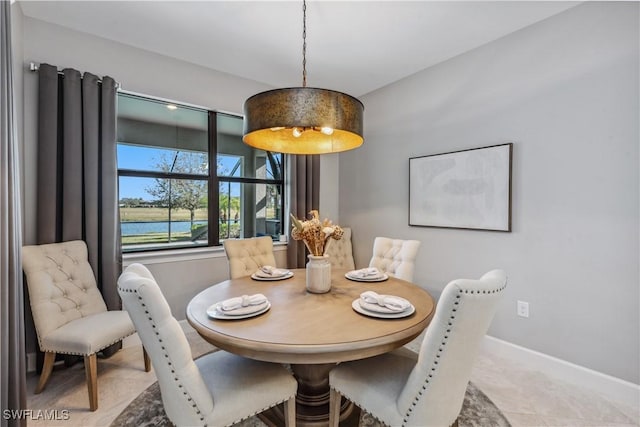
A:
302 0 307 88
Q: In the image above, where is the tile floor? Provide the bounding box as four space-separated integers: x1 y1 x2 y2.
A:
469 350 638 427
26 324 639 427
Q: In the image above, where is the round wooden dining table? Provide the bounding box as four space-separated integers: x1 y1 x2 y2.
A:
186 268 435 427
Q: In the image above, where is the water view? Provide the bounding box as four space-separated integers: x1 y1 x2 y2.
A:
121 220 207 236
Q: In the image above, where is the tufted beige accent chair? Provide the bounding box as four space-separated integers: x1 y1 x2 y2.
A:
223 236 277 279
21 240 150 411
118 263 297 426
329 270 507 427
368 237 421 282
326 227 356 270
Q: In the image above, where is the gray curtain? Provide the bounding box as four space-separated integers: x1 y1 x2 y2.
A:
0 2 27 426
286 154 320 268
36 64 122 355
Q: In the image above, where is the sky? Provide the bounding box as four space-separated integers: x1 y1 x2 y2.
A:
117 145 240 200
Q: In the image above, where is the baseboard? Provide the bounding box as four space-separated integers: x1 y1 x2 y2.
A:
482 335 640 410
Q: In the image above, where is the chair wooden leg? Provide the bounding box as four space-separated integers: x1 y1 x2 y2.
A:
142 347 151 372
35 352 56 394
283 396 296 427
84 354 98 411
329 387 342 427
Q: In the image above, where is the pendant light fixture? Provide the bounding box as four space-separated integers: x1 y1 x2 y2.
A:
242 0 364 155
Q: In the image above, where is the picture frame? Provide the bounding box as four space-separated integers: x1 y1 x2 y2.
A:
409 143 513 232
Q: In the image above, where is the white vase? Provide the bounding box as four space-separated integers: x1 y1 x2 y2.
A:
306 254 331 293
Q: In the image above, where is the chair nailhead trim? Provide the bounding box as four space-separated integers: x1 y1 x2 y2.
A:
39 331 136 356
401 283 506 427
117 285 204 421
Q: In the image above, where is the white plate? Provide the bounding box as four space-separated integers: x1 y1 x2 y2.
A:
251 271 294 281
345 272 389 282
351 299 415 319
207 302 271 320
359 298 411 314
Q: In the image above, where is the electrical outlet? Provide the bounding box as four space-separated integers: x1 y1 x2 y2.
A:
517 300 529 318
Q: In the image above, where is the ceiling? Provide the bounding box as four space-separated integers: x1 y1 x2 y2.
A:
19 1 578 98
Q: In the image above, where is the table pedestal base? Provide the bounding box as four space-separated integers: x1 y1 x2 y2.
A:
258 363 360 426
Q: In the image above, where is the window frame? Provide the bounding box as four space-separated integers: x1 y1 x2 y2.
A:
117 93 285 253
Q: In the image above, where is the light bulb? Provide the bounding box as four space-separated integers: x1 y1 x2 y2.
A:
320 127 334 135
166 104 178 110
292 127 303 138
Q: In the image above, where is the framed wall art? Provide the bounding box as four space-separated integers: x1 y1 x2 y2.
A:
409 143 513 232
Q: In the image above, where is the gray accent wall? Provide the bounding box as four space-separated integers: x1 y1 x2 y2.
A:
339 2 639 384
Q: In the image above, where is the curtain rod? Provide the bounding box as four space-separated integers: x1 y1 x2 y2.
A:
29 62 121 89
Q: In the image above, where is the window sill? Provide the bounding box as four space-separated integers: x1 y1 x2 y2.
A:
123 241 288 266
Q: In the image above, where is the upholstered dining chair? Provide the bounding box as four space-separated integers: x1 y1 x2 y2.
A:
21 240 150 411
368 237 421 282
329 269 507 427
326 227 356 270
223 235 277 279
118 263 297 426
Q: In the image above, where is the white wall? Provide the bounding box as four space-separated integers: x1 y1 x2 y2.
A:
339 2 639 384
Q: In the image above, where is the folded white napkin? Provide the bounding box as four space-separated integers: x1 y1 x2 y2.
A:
360 291 411 313
256 265 288 277
351 267 382 278
220 293 268 312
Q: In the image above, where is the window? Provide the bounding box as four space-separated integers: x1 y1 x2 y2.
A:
117 93 284 252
